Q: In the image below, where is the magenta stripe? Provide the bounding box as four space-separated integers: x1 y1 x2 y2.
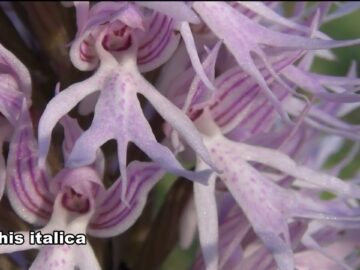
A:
11 178 50 219
138 15 167 56
216 68 268 106
137 19 173 64
214 85 260 125
22 127 53 205
148 12 160 30
138 13 162 50
100 173 135 208
40 171 50 193
98 182 122 216
91 201 139 229
27 157 53 205
234 97 272 132
13 131 51 218
250 104 276 133
212 53 299 108
214 67 284 126
98 170 157 216
100 167 158 208
212 70 248 106
90 169 159 229
250 91 289 133
216 68 244 89
16 133 51 211
238 93 275 127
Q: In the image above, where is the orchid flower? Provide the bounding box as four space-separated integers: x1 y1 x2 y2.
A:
164 20 360 268
191 110 360 270
2 96 165 269
38 2 218 202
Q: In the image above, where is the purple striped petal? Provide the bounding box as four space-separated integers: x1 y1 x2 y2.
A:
217 210 250 269
137 11 181 72
210 54 297 135
88 161 164 237
193 207 250 270
7 100 54 225
236 221 307 270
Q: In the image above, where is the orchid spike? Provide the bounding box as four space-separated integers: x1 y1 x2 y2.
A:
2 2 360 269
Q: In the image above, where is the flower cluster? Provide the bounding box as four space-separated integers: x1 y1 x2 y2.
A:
1 2 360 270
